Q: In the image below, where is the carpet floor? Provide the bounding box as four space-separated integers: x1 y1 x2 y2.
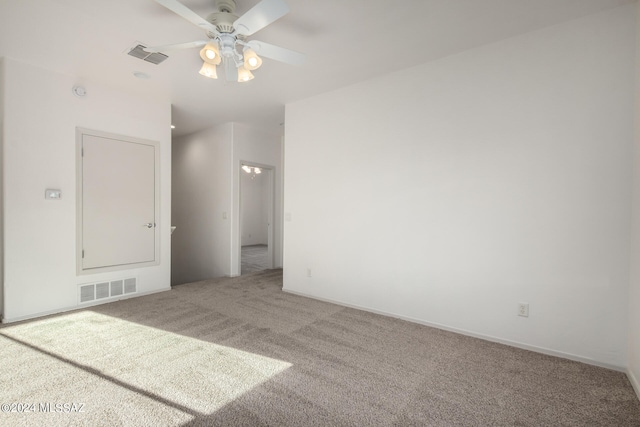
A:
241 244 269 275
0 269 638 426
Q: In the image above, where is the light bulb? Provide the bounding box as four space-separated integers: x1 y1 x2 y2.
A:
242 165 252 173
243 47 262 71
199 42 221 65
254 168 261 174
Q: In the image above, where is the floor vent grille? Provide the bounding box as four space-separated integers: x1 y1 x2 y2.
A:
78 278 137 304
96 282 109 299
80 284 95 303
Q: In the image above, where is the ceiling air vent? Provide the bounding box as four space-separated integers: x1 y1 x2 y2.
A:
127 44 168 65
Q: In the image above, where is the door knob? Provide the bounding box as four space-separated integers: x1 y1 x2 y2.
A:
143 223 154 228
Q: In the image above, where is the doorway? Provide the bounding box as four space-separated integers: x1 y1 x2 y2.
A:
239 163 274 275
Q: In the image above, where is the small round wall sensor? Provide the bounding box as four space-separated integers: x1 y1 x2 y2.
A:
133 71 150 79
72 85 87 97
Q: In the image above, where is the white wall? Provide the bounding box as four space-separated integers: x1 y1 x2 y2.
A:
171 124 232 285
284 5 635 369
628 1 640 399
2 58 172 322
241 171 268 246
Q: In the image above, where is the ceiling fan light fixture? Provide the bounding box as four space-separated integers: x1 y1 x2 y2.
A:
152 0 307 84
199 62 218 79
199 42 221 65
242 47 262 71
237 66 254 82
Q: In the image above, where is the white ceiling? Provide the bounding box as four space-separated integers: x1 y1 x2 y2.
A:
0 0 634 137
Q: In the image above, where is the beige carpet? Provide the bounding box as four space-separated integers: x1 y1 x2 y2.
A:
0 269 638 426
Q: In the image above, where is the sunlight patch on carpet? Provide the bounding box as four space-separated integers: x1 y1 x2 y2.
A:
0 311 291 424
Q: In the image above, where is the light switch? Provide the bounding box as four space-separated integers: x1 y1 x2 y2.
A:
45 189 62 200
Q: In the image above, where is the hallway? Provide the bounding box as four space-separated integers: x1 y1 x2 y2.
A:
241 244 268 274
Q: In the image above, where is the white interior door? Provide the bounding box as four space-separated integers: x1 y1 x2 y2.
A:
81 133 156 270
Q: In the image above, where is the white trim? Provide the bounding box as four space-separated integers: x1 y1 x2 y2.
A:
283 288 626 372
628 369 640 401
1 287 170 324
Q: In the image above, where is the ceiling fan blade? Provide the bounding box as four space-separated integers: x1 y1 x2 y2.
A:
246 40 305 66
224 59 238 82
143 40 207 53
233 0 289 36
154 0 218 35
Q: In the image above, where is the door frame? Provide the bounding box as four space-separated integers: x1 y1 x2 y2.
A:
234 160 275 276
76 127 161 275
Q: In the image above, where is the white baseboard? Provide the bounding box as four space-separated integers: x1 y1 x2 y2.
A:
1 287 171 324
283 288 626 373
628 369 640 401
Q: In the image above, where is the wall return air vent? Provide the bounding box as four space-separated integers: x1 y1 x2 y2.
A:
127 44 168 65
79 278 137 304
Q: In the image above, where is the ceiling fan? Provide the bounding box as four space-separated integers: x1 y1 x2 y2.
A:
144 0 306 82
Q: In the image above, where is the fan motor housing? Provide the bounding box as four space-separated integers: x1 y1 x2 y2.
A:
216 0 236 13
207 11 238 33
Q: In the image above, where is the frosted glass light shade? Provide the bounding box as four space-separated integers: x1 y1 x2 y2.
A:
199 42 221 65
199 62 218 79
237 66 254 82
242 48 262 71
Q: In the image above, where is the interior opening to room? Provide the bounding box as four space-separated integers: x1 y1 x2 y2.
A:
240 162 274 274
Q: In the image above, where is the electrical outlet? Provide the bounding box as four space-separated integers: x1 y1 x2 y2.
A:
518 303 529 317
306 268 312 278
